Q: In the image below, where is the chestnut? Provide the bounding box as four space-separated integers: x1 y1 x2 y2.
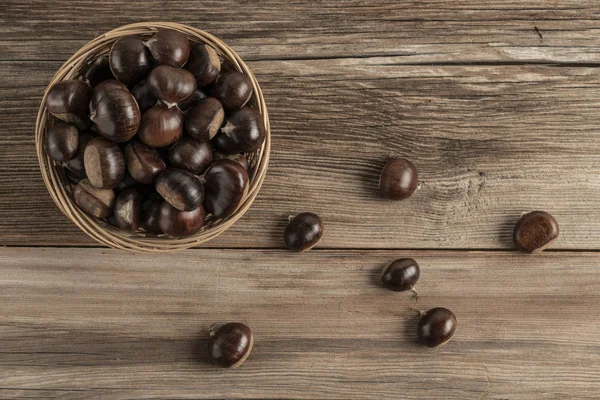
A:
203 160 249 218
81 54 115 87
168 138 213 174
113 188 142 233
124 140 166 184
89 79 129 115
109 36 153 85
73 179 115 218
185 97 225 142
144 29 190 68
178 88 207 112
208 322 253 368
214 153 249 170
213 107 265 154
379 158 418 200
155 169 204 211
187 43 221 87
147 65 197 108
138 103 183 148
140 194 164 234
90 89 140 143
417 307 457 348
84 137 125 189
65 132 94 178
158 202 205 237
513 211 559 253
284 212 324 252
381 258 420 292
46 80 92 130
46 123 78 161
131 80 157 113
211 71 253 111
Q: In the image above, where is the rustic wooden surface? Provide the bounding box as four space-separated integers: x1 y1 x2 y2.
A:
1 1 600 399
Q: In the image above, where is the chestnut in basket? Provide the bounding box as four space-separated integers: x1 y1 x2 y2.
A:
158 202 205 237
284 212 324 252
213 107 265 154
178 88 207 112
140 193 164 234
513 211 559 253
73 179 115 218
187 43 221 87
155 169 204 211
147 65 197 107
46 123 78 162
203 160 249 218
113 188 142 233
90 89 140 143
379 158 418 200
124 140 166 184
46 80 92 130
131 80 157 113
185 97 224 142
138 103 183 148
109 36 153 85
81 54 115 87
417 307 457 348
168 138 213 175
381 258 420 292
144 29 190 68
211 71 253 111
90 79 129 115
209 322 253 368
84 137 125 189
65 132 94 177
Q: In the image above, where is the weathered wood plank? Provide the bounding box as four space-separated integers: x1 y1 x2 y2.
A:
0 248 598 399
1 1 600 63
1 60 600 249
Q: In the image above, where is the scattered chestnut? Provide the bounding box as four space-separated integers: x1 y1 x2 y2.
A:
213 107 265 154
138 103 183 148
90 89 140 143
131 80 157 113
81 54 115 87
140 193 164 234
46 80 92 130
90 79 129 115
381 258 420 292
155 169 204 211
144 29 190 68
84 137 125 189
124 140 166 184
208 322 253 368
379 158 418 200
514 211 559 253
46 123 78 161
168 138 213 174
147 65 197 107
73 179 115 218
284 212 324 252
187 43 221 87
113 188 142 233
109 35 153 85
211 71 253 110
185 97 225 142
178 88 207 112
203 160 249 218
417 307 457 348
158 201 205 237
65 132 94 177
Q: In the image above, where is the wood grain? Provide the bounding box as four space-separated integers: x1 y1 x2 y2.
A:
1 60 600 249
0 248 598 399
1 1 600 63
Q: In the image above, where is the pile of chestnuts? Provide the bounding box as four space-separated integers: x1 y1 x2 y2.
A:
45 29 265 238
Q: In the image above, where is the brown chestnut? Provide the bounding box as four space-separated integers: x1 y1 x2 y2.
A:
187 44 221 87
284 212 324 252
90 89 140 143
138 103 183 148
178 88 207 112
209 322 253 368
211 71 253 111
81 54 115 87
84 137 125 189
131 80 158 113
113 188 142 233
213 107 265 154
46 80 92 130
140 194 164 234
147 65 197 107
46 123 78 162
65 132 94 177
381 258 420 292
203 160 249 218
73 179 115 218
109 36 153 85
514 211 559 253
124 140 166 184
379 158 418 200
168 138 213 175
143 29 190 68
156 169 204 211
417 307 457 348
185 97 225 142
158 202 205 237
89 79 129 115
214 153 249 170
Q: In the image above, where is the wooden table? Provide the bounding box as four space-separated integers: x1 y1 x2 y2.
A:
1 1 599 398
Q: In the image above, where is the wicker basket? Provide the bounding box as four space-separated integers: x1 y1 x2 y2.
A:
35 22 270 252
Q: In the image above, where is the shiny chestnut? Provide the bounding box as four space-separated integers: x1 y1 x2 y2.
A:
46 123 78 162
131 80 157 113
379 158 418 200
185 97 224 142
187 43 221 87
109 36 153 85
381 258 420 292
46 80 92 130
208 322 253 368
284 212 324 252
155 169 204 211
168 138 213 175
84 137 125 189
81 54 115 87
203 160 249 218
213 107 265 154
211 71 253 110
140 194 164 234
144 29 190 68
89 79 129 115
73 179 115 218
90 89 140 143
514 211 559 253
124 140 166 184
147 65 197 107
138 103 183 148
158 202 205 237
113 188 142 233
65 132 94 178
417 307 457 348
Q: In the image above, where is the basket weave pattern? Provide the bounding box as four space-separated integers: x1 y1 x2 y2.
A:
35 22 271 252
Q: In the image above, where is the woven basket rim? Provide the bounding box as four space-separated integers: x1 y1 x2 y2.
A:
35 22 271 252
